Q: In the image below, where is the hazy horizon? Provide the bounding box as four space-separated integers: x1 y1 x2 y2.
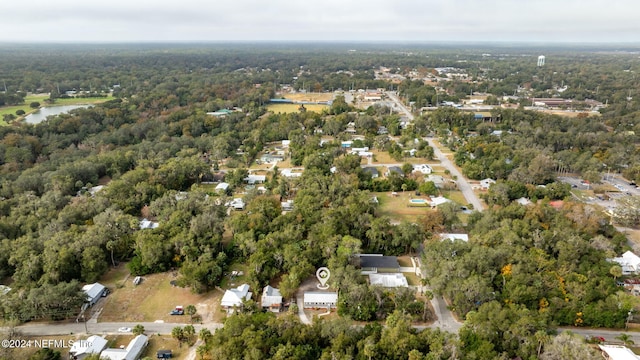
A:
3 0 640 44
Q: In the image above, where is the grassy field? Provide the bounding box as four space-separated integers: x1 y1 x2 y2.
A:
281 92 334 102
444 190 468 206
267 103 328 114
99 269 223 324
375 191 432 223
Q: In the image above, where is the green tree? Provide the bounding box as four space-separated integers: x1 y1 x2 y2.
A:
616 333 635 346
29 101 40 109
132 324 145 335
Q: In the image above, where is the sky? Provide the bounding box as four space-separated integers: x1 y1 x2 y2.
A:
2 0 640 43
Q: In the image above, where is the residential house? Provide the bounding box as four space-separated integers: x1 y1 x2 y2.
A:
260 154 285 164
88 185 104 197
412 164 433 174
480 178 496 190
281 200 294 211
515 197 532 206
429 196 452 208
100 335 148 360
303 292 338 309
221 284 252 312
440 233 469 242
82 283 107 306
206 109 234 117
261 285 283 312
281 168 304 178
282 140 291 148
425 175 445 187
598 345 640 360
139 218 159 230
610 251 640 275
226 198 245 210
368 273 409 288
385 166 404 177
358 254 400 274
362 167 379 179
244 174 266 185
69 335 108 360
215 182 230 192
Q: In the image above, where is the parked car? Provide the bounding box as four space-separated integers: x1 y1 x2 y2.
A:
169 305 184 315
118 327 132 333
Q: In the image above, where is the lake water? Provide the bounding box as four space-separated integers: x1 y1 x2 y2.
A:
24 105 91 124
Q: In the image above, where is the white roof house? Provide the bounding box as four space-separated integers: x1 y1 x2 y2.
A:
515 197 532 206
598 345 640 360
610 251 640 275
139 218 159 230
429 196 452 207
100 335 148 360
226 198 245 210
69 335 108 360
0 285 10 295
303 292 338 309
221 284 252 309
82 283 106 306
244 175 266 184
480 178 496 189
440 233 469 242
281 168 304 178
261 285 283 311
412 164 433 174
281 200 294 211
369 273 409 288
88 185 104 196
215 182 229 191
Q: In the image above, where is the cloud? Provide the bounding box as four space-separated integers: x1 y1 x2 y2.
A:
1 0 639 42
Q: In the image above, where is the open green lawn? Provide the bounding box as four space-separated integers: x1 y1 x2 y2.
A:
375 191 433 223
444 190 468 206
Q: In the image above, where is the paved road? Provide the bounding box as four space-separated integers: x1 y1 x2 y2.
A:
11 321 223 336
385 91 413 120
426 138 484 212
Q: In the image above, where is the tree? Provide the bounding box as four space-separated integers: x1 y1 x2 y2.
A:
29 101 40 109
186 304 197 318
616 333 635 346
28 348 61 360
610 265 623 283
172 326 185 347
183 324 196 345
16 109 25 116
132 324 145 335
540 332 600 360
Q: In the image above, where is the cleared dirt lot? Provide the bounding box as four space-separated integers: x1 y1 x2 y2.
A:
99 269 222 324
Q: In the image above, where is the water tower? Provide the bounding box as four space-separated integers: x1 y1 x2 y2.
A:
537 55 545 67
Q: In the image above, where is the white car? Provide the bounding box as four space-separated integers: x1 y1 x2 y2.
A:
117 327 132 333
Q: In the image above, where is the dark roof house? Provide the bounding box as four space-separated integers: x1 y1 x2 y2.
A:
358 254 400 274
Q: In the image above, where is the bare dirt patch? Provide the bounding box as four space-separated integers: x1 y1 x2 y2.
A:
281 93 334 102
99 271 222 324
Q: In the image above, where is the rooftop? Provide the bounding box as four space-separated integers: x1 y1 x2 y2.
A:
358 254 400 270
